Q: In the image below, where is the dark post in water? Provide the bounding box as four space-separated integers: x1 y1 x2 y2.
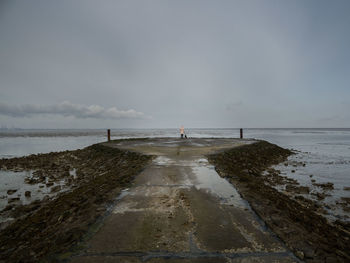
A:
240 128 243 139
107 129 111 142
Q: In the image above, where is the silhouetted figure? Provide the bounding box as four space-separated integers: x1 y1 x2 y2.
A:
180 125 184 139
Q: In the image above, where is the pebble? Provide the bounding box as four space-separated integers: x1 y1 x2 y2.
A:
296 250 304 259
7 189 17 195
8 197 20 203
303 247 315 259
50 185 61 193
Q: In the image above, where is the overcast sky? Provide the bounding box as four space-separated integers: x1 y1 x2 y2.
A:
0 0 350 129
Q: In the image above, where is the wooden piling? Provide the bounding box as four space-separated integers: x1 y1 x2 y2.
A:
240 128 243 139
107 129 111 142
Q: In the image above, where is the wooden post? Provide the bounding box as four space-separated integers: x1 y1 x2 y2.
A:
240 128 243 139
107 129 111 142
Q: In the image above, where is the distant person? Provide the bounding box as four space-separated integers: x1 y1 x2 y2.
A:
180 125 184 139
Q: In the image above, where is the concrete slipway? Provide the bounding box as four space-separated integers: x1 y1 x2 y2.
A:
70 138 299 263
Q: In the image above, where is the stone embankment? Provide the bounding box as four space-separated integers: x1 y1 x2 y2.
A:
0 143 151 262
209 141 350 262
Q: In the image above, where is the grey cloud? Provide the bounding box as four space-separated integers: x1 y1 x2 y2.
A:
0 101 147 119
1 0 350 128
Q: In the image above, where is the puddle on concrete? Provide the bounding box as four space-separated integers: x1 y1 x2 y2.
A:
154 156 173 165
191 164 249 209
154 156 209 167
197 158 208 164
121 155 251 217
153 156 250 209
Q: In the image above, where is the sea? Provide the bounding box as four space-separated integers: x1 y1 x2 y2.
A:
0 128 349 222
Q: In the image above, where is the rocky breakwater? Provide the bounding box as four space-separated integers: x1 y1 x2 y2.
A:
0 143 151 262
208 141 350 263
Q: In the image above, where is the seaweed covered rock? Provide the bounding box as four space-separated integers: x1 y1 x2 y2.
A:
209 140 292 177
209 141 350 262
0 143 152 262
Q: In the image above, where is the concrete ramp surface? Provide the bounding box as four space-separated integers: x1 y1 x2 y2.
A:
70 138 299 263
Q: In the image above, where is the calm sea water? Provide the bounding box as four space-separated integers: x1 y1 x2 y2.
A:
1 128 350 157
0 128 349 221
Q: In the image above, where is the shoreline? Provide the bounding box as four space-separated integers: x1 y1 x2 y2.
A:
0 143 152 262
0 138 349 262
209 141 350 262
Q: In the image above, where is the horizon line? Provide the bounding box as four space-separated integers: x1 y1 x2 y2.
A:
1 127 350 130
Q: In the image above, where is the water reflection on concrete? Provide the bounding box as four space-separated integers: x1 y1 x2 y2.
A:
154 155 250 209
192 165 249 208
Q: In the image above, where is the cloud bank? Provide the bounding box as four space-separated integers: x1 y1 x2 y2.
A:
0 101 147 119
